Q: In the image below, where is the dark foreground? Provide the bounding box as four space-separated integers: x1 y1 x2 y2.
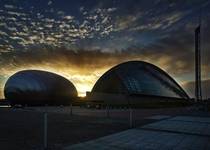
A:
65 115 210 150
0 106 208 150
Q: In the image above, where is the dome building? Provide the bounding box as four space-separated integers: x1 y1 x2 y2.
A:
4 70 77 106
87 61 189 105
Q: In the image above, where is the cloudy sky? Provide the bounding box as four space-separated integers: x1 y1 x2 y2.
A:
0 0 209 98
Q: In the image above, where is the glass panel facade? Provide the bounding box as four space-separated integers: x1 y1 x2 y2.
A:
117 67 180 97
92 61 189 99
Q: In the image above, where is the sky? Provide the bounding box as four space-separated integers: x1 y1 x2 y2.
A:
0 0 209 98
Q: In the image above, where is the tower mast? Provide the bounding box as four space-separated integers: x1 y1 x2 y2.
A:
195 8 202 102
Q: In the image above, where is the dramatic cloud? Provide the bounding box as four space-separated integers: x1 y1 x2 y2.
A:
0 0 209 97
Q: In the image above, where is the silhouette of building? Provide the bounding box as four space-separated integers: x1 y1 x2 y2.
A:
195 25 202 101
4 70 77 106
87 61 189 105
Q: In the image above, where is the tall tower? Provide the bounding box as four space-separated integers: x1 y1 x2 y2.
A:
195 25 202 101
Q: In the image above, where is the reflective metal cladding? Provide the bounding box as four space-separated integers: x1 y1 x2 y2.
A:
92 61 189 99
4 70 77 106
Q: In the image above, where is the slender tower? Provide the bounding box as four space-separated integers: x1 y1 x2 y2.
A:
195 23 202 102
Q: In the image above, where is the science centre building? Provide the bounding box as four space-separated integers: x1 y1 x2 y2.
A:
4 70 77 106
87 61 189 105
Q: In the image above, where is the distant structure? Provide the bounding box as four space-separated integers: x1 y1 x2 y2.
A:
4 70 77 106
87 61 189 105
195 25 202 102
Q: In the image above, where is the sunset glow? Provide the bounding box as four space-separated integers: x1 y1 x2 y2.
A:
0 0 209 98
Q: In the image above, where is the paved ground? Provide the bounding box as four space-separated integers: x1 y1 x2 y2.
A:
25 106 198 119
64 116 210 150
0 108 129 150
1 106 210 150
142 116 210 136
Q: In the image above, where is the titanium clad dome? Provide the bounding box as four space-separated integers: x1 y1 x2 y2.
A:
92 61 189 99
4 70 77 106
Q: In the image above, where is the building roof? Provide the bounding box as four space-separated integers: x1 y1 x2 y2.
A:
92 61 189 99
4 70 77 105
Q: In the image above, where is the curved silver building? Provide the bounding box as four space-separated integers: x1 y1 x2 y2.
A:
91 61 189 99
4 70 77 106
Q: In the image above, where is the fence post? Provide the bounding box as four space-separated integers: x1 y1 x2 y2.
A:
106 105 110 118
44 112 48 150
70 103 73 115
129 107 133 128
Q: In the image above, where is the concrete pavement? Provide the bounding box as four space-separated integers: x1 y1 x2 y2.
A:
64 115 210 150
